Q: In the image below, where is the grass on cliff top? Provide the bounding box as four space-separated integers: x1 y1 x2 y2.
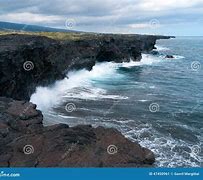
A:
0 31 99 41
0 30 159 42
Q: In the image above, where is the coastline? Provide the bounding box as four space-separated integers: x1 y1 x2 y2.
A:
0 32 173 167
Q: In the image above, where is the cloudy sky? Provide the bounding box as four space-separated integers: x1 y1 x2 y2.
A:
0 0 203 35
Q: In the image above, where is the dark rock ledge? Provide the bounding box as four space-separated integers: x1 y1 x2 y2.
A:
0 33 173 167
0 97 154 167
0 33 173 101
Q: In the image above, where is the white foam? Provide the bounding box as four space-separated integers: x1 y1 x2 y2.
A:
63 92 128 100
123 124 202 167
121 59 142 67
121 54 163 68
30 62 126 111
155 45 170 51
138 100 149 102
173 55 185 59
149 85 156 89
58 114 77 119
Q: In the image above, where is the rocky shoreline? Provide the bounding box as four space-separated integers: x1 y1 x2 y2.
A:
0 33 173 167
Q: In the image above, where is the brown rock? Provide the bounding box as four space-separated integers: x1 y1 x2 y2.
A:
0 97 155 167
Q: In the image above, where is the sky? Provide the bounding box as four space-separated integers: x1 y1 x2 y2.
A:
0 0 203 36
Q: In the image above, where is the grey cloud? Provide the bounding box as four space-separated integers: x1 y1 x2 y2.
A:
0 0 203 35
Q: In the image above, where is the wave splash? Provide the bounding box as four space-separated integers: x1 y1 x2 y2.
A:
155 45 170 51
30 53 180 111
30 62 125 111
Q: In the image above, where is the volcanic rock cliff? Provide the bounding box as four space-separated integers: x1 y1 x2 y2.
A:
0 33 173 167
0 33 172 100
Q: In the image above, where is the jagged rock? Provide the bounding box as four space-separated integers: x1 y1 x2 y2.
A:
0 98 155 167
165 55 174 58
150 51 159 55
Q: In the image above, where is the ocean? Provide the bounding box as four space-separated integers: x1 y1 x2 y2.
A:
30 36 203 167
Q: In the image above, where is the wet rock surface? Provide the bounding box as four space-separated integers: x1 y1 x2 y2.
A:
165 55 174 58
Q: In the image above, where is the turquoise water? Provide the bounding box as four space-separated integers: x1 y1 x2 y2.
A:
31 37 203 167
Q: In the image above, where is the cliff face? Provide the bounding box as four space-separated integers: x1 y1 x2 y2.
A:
0 33 173 167
0 33 172 101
